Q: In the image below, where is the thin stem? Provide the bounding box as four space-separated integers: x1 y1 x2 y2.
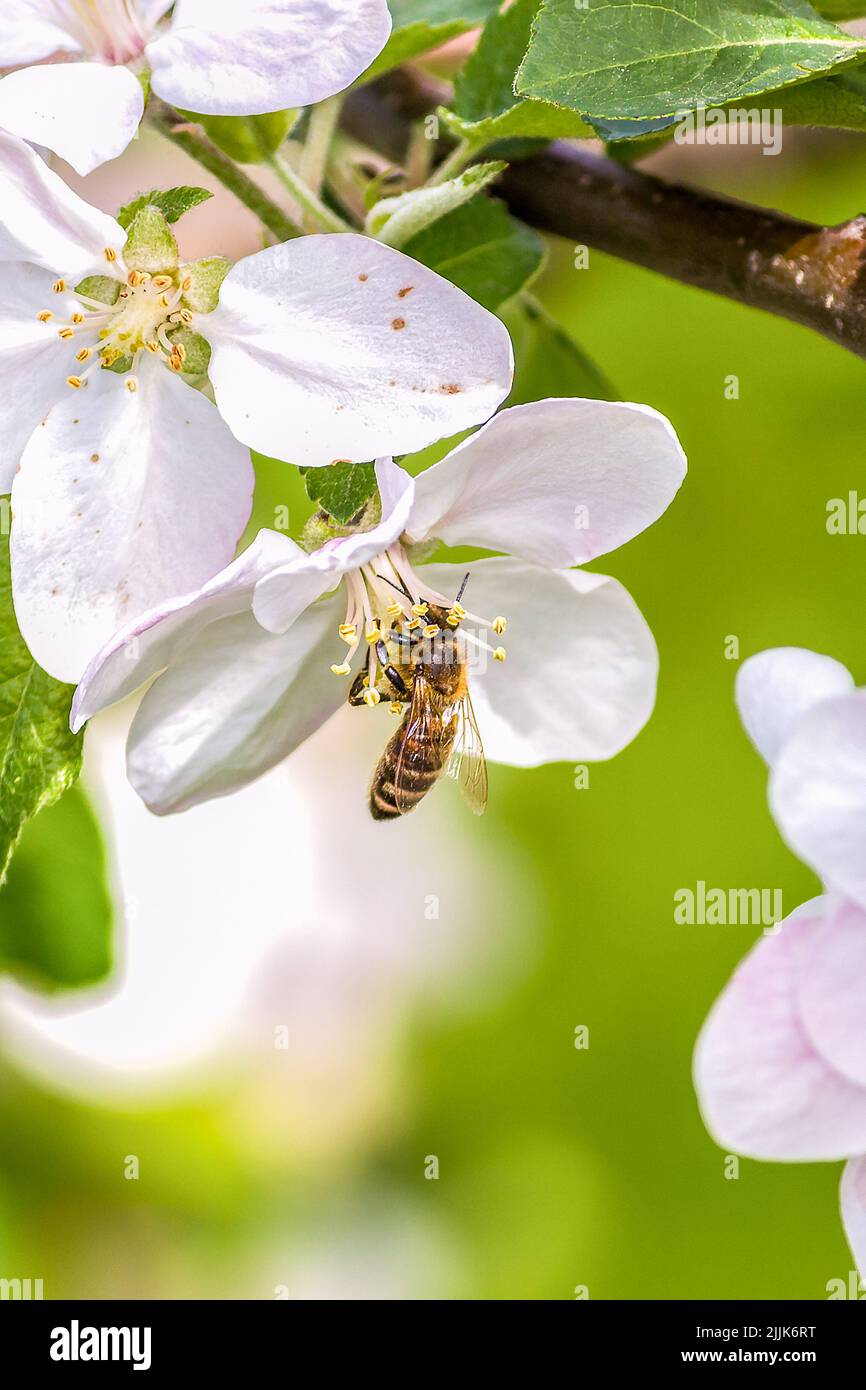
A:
147 97 300 243
425 136 479 186
267 150 355 233
299 94 344 194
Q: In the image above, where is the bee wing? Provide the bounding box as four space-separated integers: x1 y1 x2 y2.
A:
393 667 441 815
446 690 489 816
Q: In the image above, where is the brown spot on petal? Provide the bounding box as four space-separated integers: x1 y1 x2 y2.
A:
398 286 414 298
358 273 369 282
90 453 100 462
392 318 407 331
440 384 462 395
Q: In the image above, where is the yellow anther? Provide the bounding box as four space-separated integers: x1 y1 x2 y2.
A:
173 342 187 362
152 275 172 290
330 662 351 676
389 701 403 715
128 270 142 287
446 608 462 627
338 623 357 642
411 601 428 616
125 378 138 393
71 312 84 324
160 293 171 308
493 646 507 662
493 616 507 635
386 601 403 617
66 376 83 389
145 340 160 354
37 310 53 322
179 308 193 326
365 624 382 644
52 279 66 294
363 688 381 706
169 353 183 372
450 601 466 620
181 275 193 291
103 247 118 262
58 327 75 340
407 618 422 631
75 348 91 363
423 624 439 638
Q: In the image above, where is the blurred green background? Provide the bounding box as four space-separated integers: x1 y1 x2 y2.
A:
2 127 865 1301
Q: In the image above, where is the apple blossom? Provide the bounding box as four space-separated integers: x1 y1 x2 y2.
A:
70 396 687 818
0 0 392 174
693 646 866 1276
0 130 513 682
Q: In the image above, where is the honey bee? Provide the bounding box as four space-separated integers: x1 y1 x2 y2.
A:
348 578 488 821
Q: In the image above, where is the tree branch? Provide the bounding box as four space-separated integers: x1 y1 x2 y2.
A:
342 73 866 361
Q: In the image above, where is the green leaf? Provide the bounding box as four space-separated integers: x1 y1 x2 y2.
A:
366 160 506 246
502 297 618 407
0 784 113 991
360 0 501 82
814 2 866 16
185 111 297 163
517 0 866 122
303 461 377 525
0 502 83 888
123 203 178 273
446 0 594 146
769 65 866 128
404 197 545 311
117 185 212 230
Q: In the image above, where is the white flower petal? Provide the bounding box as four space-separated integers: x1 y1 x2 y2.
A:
771 690 866 911
796 897 866 1089
407 399 686 567
126 589 347 814
72 529 302 732
0 62 145 175
0 128 124 273
147 0 392 114
0 3 80 64
11 355 253 682
736 647 855 766
420 558 658 766
207 235 513 467
253 457 415 634
694 897 866 1160
138 0 175 29
0 260 70 491
841 1158 866 1280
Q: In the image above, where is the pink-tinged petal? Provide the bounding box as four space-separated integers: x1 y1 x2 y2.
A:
796 898 866 1089
147 0 392 114
0 3 81 64
207 234 513 467
0 63 144 175
0 129 124 273
71 529 303 732
771 691 866 912
841 1158 866 1279
407 399 687 567
420 558 658 766
126 588 347 814
694 897 866 1160
736 647 855 766
253 457 414 634
0 261 70 491
11 354 253 683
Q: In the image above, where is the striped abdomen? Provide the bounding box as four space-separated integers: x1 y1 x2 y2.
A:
369 711 456 820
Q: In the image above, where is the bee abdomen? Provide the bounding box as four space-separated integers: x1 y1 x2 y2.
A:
369 720 453 820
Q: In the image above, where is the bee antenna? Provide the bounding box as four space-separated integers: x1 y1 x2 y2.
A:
376 572 413 601
455 572 471 604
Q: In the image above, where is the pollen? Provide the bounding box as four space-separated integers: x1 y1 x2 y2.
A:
450 601 467 621
493 647 507 662
152 275 173 290
66 376 84 389
446 608 462 627
330 662 351 676
365 623 382 644
338 623 357 642
363 688 381 706
103 247 118 263
52 279 66 294
37 310 53 322
125 378 138 393
58 327 75 340
75 348 91 362
493 616 507 635
423 623 439 638
386 601 403 618
411 601 428 616
389 701 403 715
407 617 422 631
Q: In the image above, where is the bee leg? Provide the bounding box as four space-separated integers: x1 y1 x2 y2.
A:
376 639 408 700
347 670 369 706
